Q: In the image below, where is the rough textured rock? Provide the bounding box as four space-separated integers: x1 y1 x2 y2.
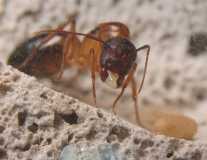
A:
0 63 207 160
0 0 207 152
1 0 207 135
1 0 207 108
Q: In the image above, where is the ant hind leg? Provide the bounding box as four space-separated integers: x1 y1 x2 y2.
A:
19 15 77 75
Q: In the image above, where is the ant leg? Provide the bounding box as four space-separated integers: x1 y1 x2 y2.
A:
131 77 142 126
90 48 97 106
136 45 150 94
55 17 78 80
19 15 77 71
18 46 37 70
19 28 65 70
54 35 69 80
33 14 77 37
112 63 137 114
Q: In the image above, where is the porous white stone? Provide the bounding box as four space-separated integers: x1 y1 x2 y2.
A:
0 62 206 160
0 0 207 159
1 0 207 133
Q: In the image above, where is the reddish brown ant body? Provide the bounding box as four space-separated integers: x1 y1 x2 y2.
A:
8 16 150 126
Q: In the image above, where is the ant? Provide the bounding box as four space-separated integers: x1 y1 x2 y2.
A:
7 15 150 126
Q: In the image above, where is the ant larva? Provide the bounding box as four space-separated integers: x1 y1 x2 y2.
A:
8 15 150 126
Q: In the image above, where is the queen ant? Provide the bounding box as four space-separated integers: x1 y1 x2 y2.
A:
8 15 150 126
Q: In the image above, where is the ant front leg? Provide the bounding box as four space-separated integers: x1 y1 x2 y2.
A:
136 45 150 94
112 63 137 114
131 76 142 126
127 45 149 126
90 48 97 106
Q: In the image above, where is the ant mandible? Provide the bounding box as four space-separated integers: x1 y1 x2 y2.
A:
8 16 150 126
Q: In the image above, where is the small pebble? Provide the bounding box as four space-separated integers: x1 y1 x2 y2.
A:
60 144 120 160
59 145 77 160
98 144 118 160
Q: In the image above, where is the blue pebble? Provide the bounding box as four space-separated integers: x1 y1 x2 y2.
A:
59 145 78 160
98 144 119 160
59 144 121 160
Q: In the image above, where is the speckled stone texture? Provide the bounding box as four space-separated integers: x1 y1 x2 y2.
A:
0 0 207 159
1 0 207 133
1 0 207 107
0 63 206 160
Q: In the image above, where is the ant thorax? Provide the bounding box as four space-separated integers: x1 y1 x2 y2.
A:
100 37 137 88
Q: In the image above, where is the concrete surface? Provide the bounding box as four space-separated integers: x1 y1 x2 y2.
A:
1 0 207 130
0 62 206 160
0 0 207 159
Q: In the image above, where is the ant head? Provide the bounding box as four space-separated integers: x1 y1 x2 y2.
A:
100 37 137 88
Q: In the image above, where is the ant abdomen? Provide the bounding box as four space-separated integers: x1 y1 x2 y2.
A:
100 37 137 88
7 33 48 68
7 33 63 76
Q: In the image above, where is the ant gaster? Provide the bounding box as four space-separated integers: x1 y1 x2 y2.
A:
8 16 150 126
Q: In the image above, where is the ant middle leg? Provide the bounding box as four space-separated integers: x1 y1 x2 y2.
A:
90 48 97 106
54 19 81 80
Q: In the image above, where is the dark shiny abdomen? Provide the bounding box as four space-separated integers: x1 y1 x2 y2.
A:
8 33 63 76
